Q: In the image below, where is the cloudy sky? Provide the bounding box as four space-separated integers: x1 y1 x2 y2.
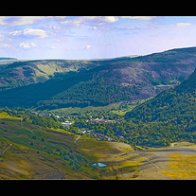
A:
1 16 196 59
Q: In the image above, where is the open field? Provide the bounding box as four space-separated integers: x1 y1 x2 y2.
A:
50 101 146 117
77 137 196 179
135 143 196 179
0 112 20 120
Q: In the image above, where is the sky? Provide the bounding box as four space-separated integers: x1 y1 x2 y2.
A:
1 16 196 60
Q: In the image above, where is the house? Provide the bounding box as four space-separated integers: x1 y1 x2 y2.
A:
61 120 72 127
105 136 115 142
90 118 115 123
37 112 52 117
55 115 60 119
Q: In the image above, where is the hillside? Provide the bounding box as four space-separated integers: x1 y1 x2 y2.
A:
0 59 95 90
0 58 18 66
1 111 196 179
0 47 196 108
0 111 135 179
0 58 17 61
125 69 196 128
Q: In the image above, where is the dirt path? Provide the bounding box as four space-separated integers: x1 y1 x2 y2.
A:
74 135 81 144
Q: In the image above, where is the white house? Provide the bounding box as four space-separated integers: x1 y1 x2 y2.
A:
61 121 72 127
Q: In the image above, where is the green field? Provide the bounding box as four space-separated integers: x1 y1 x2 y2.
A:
51 100 146 118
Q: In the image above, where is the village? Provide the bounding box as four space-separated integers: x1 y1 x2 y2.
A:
30 111 119 142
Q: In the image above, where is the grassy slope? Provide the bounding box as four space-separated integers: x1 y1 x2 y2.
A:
0 60 93 89
161 152 196 179
51 101 146 118
51 103 122 116
0 112 89 179
0 112 196 179
0 112 141 179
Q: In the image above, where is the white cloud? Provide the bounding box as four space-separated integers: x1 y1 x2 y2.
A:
9 30 21 36
54 16 67 19
84 44 92 50
176 22 192 28
23 29 47 38
103 16 119 23
10 28 47 38
0 16 6 25
61 16 119 26
85 16 118 23
12 16 44 26
0 16 155 28
61 17 88 26
121 16 156 20
19 42 36 49
50 46 57 49
61 16 155 27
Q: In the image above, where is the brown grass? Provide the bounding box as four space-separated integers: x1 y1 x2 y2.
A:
161 153 196 179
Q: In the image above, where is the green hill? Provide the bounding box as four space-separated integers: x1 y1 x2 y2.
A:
0 59 94 89
125 69 196 124
124 69 196 147
0 47 196 109
0 58 17 61
0 111 143 179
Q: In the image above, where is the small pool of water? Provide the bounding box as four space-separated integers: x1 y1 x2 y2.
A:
92 162 107 168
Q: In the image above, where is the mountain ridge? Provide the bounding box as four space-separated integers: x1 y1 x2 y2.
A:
0 47 196 109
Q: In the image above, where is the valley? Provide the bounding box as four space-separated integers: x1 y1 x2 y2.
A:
0 47 196 108
0 47 196 180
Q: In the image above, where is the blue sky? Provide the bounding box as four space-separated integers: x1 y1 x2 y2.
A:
1 16 196 60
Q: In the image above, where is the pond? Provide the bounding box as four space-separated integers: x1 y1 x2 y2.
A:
92 162 107 168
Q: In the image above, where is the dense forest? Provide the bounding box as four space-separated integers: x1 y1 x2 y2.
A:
126 69 196 124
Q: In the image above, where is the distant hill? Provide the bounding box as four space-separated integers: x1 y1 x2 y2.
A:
125 69 196 127
0 47 196 108
0 59 95 89
0 58 18 66
0 58 17 61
